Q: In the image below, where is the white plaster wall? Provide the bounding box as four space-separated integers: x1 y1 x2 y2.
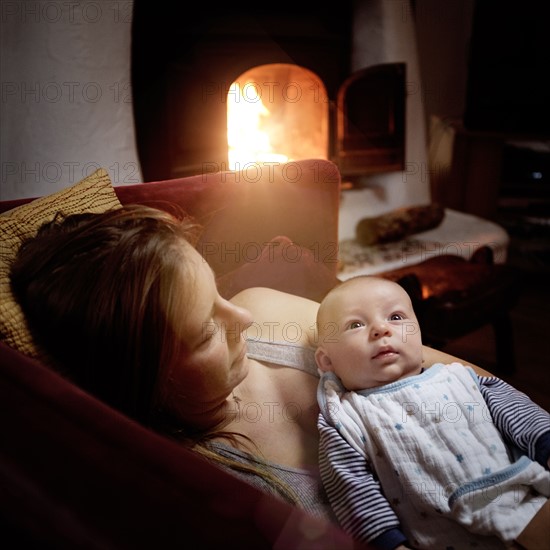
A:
339 0 432 240
0 0 142 200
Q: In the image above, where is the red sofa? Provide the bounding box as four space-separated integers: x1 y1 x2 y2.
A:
0 160 362 548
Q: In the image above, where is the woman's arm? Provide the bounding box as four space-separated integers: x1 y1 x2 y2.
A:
422 346 494 377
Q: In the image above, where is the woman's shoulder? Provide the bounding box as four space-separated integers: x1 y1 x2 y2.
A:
230 287 320 310
231 287 320 348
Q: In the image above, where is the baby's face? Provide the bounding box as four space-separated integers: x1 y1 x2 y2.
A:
316 278 423 390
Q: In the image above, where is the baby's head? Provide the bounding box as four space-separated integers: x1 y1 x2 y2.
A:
315 276 423 390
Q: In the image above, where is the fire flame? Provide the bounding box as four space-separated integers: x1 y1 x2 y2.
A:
227 81 289 169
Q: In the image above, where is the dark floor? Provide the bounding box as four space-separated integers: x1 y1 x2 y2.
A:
437 231 550 413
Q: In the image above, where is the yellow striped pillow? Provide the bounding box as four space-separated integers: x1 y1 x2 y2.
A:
0 168 122 359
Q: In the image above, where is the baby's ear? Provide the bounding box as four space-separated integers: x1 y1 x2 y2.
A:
315 346 333 372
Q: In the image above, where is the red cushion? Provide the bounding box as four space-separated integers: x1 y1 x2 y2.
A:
216 236 339 302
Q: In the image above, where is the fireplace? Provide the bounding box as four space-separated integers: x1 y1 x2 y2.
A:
222 63 329 169
131 4 405 184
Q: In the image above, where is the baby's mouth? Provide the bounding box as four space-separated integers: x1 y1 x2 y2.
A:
372 346 397 359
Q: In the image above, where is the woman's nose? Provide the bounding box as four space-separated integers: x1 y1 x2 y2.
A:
233 304 254 333
221 301 254 340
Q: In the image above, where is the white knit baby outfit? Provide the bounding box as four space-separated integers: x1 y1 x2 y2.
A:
318 363 550 548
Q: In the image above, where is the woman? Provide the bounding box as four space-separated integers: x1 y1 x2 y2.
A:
9 205 549 541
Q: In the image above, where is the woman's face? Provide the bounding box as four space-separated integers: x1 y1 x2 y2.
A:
160 245 254 428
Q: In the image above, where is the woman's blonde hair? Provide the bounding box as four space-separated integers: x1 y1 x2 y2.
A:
10 204 297 503
11 205 197 422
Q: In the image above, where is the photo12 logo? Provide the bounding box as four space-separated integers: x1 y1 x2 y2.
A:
2 80 132 105
1 161 140 185
1 1 134 24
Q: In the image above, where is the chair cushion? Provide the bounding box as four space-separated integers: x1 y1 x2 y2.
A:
380 252 521 341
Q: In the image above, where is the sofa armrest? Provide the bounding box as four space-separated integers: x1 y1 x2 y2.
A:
0 340 355 548
113 159 341 278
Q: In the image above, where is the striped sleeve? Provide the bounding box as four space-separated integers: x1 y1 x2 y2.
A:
478 376 550 467
318 413 407 549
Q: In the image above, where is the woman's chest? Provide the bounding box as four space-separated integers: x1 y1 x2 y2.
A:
255 359 319 421
230 360 320 467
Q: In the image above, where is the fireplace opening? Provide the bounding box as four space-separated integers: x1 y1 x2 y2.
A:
131 4 404 184
227 63 329 169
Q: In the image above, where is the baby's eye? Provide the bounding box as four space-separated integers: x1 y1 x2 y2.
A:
348 321 364 330
389 313 404 321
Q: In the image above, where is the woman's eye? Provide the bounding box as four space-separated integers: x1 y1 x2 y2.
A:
200 322 217 345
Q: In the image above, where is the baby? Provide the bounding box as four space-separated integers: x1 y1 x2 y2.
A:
315 276 550 550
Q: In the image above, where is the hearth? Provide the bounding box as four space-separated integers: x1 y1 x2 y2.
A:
131 4 405 183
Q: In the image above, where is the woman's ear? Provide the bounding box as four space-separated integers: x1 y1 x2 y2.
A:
315 346 333 372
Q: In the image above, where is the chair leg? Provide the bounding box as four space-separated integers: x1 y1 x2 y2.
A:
493 313 515 375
